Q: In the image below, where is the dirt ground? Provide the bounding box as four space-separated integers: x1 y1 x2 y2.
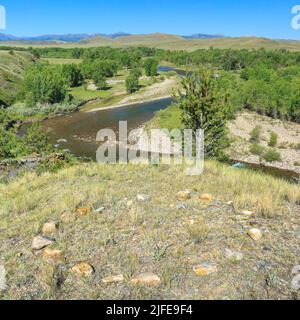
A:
228 111 300 173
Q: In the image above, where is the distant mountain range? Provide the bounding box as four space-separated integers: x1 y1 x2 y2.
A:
182 33 226 39
0 32 226 42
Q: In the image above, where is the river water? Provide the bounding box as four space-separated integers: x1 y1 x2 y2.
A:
43 97 172 159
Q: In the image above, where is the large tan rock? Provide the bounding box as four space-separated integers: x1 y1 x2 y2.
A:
176 190 191 201
248 228 263 241
131 273 161 286
199 194 214 202
43 248 63 261
193 263 218 276
76 206 92 216
32 236 55 250
42 222 58 235
71 262 95 277
102 274 124 284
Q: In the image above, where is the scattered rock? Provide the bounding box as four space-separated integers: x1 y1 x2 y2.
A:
127 200 133 207
137 194 151 202
95 207 105 214
71 262 95 277
57 139 67 144
176 190 191 201
291 274 300 291
176 204 187 210
225 248 244 262
131 273 161 286
199 194 214 202
32 236 55 250
292 265 300 275
240 210 254 217
0 265 6 291
102 274 124 284
76 206 92 216
193 263 218 276
248 228 263 241
43 248 64 261
42 222 58 236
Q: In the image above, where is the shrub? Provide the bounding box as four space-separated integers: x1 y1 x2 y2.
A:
268 132 278 147
250 143 265 156
263 149 282 162
250 125 262 143
187 217 211 244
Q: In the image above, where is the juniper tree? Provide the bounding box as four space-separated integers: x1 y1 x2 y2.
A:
175 66 229 158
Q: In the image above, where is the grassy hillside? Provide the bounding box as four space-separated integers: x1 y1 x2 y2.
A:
1 161 300 299
2 35 300 51
0 51 36 106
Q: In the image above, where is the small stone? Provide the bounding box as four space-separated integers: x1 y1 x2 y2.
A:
137 194 151 202
176 204 187 210
0 265 6 291
131 273 161 286
292 265 300 275
225 248 244 262
236 215 251 221
176 190 191 201
43 248 63 261
76 206 92 216
127 200 133 207
42 222 58 235
71 262 95 277
199 194 214 202
193 263 218 276
95 207 105 213
248 228 263 241
102 274 124 284
291 274 300 291
32 236 55 250
240 210 254 217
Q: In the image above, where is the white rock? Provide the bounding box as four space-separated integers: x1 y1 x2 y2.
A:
95 207 105 213
0 265 6 291
32 236 55 250
291 274 300 291
292 265 300 275
137 194 151 202
248 228 263 241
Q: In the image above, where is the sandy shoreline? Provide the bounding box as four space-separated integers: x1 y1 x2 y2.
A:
86 95 172 113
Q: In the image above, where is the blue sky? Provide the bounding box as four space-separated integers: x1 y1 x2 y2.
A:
1 0 300 39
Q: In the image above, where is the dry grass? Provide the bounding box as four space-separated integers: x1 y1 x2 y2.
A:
2 36 300 52
0 161 300 300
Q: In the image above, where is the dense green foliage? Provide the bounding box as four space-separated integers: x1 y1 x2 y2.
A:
159 48 300 123
20 65 69 105
174 66 229 158
144 58 159 77
125 69 141 93
0 109 52 159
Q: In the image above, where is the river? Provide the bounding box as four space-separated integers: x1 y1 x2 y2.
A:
41 65 299 182
43 97 172 159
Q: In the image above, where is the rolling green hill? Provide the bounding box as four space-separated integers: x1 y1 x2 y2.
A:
0 51 37 106
2 34 300 51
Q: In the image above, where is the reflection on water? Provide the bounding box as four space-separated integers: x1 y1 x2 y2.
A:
43 98 172 159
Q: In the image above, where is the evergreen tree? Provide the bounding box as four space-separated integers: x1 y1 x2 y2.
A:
175 66 229 157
